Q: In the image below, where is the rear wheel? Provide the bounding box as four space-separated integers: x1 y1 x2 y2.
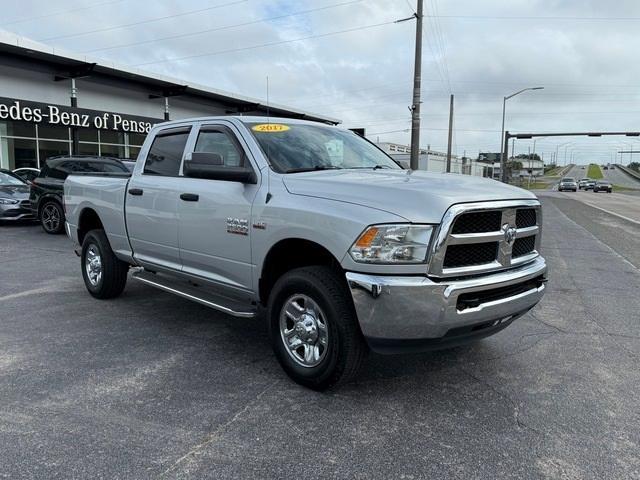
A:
81 229 128 299
268 266 367 390
40 200 65 234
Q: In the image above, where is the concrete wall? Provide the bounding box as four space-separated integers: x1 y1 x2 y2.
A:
391 153 486 177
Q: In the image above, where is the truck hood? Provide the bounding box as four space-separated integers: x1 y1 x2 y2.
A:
282 169 537 223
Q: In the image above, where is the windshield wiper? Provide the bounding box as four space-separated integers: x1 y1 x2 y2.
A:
348 165 394 170
284 165 342 173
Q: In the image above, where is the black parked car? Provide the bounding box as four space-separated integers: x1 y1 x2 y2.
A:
30 156 130 234
12 167 40 183
0 169 34 222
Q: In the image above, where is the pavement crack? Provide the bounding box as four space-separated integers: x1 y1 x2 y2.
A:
529 311 569 334
480 330 557 362
457 366 542 436
157 382 276 478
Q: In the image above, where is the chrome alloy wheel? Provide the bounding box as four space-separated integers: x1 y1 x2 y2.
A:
280 294 329 368
85 245 103 287
41 203 61 232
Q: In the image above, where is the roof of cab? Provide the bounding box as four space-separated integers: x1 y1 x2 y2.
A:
150 116 340 130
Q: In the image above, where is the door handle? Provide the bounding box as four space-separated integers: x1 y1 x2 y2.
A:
128 188 143 196
180 193 199 202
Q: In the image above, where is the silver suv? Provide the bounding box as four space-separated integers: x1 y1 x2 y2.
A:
559 177 578 192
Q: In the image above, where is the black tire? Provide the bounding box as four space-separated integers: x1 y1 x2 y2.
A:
81 229 128 299
39 200 65 234
267 266 367 390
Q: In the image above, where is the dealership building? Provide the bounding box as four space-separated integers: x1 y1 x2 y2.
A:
0 32 337 171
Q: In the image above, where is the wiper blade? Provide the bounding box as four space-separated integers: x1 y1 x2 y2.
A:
284 165 342 173
348 165 393 170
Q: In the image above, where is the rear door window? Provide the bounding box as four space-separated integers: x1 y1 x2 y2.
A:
143 127 191 176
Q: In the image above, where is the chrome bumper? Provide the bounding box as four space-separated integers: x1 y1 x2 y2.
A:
346 256 547 353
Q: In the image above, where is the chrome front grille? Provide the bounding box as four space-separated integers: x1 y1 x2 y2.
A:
443 242 498 268
515 208 537 228
451 210 502 234
429 200 542 278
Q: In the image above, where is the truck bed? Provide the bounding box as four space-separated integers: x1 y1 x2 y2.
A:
64 173 133 261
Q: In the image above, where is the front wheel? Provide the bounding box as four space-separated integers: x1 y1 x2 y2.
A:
81 229 128 299
40 200 65 234
268 266 367 390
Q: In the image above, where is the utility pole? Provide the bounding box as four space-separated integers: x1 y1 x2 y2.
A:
409 0 423 170
446 94 454 172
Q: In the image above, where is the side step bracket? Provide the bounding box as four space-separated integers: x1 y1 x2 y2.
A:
132 269 256 318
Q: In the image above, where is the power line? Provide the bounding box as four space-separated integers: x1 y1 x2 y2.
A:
428 0 453 93
38 0 248 42
83 0 362 53
424 14 640 21
1 0 125 27
133 19 400 67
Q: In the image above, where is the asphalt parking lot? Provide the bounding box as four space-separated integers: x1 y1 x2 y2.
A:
1 196 639 479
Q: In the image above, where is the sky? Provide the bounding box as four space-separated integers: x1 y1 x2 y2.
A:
1 0 639 165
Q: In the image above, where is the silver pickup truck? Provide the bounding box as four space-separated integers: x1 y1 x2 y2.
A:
64 116 547 390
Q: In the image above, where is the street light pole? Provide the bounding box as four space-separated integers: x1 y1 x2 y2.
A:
500 86 544 182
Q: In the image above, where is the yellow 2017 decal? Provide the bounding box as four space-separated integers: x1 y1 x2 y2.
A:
252 124 290 133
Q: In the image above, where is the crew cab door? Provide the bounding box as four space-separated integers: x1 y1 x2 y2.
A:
126 126 191 271
177 122 259 293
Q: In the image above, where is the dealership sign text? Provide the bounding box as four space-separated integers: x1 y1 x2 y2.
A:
0 99 156 133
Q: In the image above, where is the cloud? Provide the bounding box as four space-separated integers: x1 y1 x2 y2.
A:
3 0 639 162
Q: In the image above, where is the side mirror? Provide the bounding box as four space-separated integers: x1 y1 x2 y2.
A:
183 155 257 184
190 152 223 166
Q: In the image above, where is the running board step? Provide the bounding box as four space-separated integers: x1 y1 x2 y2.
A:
132 269 256 318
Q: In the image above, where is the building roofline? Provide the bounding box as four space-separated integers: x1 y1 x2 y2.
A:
0 30 341 125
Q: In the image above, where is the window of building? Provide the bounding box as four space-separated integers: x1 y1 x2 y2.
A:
78 142 100 156
100 143 125 159
143 128 190 176
0 119 148 170
38 124 70 140
2 137 38 169
6 122 36 138
129 146 141 160
79 129 98 142
128 132 146 147
39 140 70 164
100 130 125 145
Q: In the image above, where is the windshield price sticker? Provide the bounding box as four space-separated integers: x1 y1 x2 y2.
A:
252 124 290 133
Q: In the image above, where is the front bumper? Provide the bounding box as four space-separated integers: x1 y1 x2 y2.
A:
346 256 547 354
0 204 35 221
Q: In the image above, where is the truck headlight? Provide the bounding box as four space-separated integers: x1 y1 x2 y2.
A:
0 198 19 205
349 224 434 264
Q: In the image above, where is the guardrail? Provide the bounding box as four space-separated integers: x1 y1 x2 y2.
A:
558 164 574 177
614 164 640 183
544 164 573 177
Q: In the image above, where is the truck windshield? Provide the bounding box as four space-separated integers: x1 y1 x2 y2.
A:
246 122 401 173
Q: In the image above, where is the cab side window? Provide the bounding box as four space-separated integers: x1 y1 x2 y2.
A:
144 127 191 176
194 128 243 167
